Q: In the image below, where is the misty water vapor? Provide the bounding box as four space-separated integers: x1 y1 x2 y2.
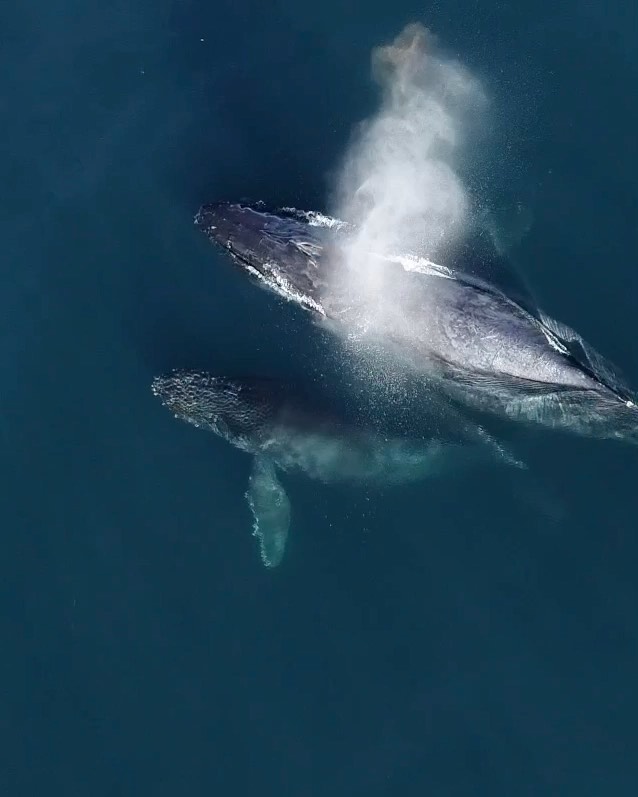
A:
328 23 487 344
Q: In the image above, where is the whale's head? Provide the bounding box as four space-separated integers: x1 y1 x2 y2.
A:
195 202 273 268
152 370 278 450
194 202 333 316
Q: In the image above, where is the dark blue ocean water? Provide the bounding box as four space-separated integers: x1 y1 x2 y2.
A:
3 1 638 794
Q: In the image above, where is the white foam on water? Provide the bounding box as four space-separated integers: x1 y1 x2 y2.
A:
281 207 349 229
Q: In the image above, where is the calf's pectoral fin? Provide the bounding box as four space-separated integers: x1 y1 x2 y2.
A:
245 456 291 568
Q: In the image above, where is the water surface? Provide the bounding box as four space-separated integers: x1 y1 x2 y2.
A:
2 1 638 794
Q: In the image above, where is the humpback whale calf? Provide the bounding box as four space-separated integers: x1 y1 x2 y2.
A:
152 370 503 567
195 202 638 445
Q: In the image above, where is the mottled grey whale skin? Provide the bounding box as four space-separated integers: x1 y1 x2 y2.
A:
195 201 638 445
152 369 497 567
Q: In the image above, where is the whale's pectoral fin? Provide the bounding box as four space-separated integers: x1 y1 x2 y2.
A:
245 456 291 568
538 312 632 398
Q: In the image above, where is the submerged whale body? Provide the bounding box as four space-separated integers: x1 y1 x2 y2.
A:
152 370 501 567
195 201 638 445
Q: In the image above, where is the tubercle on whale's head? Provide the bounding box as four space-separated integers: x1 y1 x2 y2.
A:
152 370 276 449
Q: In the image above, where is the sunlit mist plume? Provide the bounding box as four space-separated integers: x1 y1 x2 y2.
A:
327 23 487 343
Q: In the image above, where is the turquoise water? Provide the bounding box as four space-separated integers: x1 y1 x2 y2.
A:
3 1 638 794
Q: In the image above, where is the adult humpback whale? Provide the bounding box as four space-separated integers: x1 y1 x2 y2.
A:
152 370 502 567
195 201 638 445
